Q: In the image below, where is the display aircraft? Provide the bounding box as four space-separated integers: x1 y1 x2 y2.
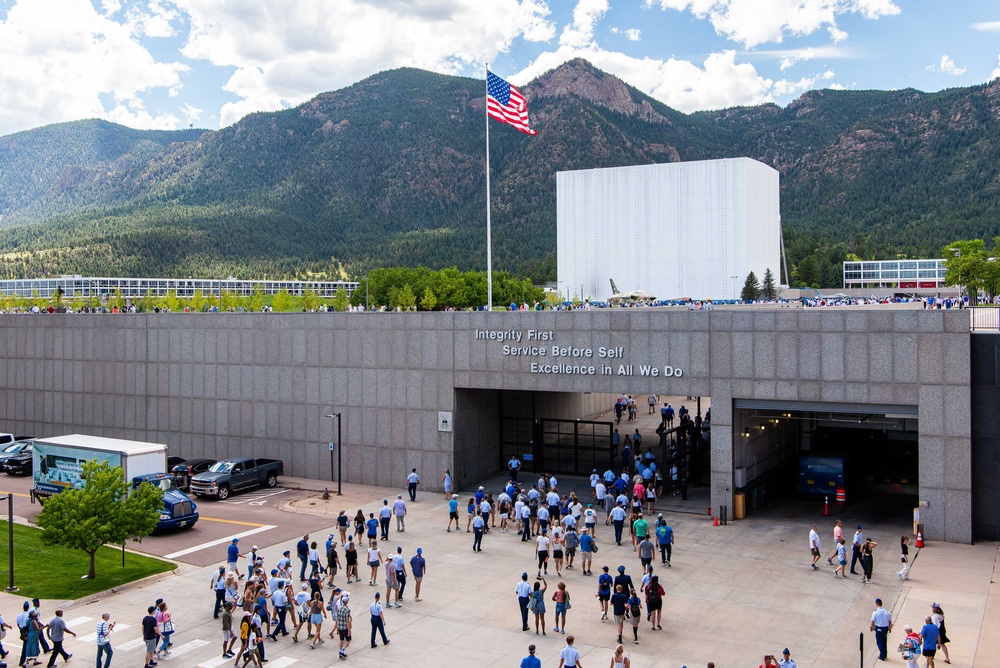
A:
609 279 655 303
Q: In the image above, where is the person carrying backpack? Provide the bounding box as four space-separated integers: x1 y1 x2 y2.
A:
626 589 642 645
645 575 664 630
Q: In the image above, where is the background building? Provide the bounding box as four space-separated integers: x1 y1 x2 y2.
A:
557 158 781 302
0 276 357 299
843 259 948 290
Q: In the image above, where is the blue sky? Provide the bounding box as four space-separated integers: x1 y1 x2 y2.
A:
0 0 998 136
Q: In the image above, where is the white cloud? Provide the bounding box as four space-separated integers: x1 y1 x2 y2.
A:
0 0 187 135
180 103 203 126
991 55 1000 81
926 54 966 76
971 21 1000 32
514 45 832 112
610 27 642 41
644 0 900 48
560 0 610 48
174 0 557 127
771 69 834 96
750 45 852 70
125 0 181 39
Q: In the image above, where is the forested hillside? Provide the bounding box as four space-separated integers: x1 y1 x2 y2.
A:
0 59 998 285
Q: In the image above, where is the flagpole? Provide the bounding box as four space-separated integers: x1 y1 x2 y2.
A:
485 63 493 312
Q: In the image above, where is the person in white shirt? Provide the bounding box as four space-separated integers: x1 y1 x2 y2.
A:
535 532 551 577
590 470 600 498
549 475 558 493
406 469 419 501
392 495 407 532
809 524 822 571
369 593 389 648
558 635 582 668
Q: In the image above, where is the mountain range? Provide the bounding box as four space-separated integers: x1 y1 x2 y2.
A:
0 59 998 286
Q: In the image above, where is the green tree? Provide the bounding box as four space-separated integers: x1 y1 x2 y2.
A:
272 289 292 312
394 284 416 310
302 288 320 312
740 271 760 302
162 289 180 312
191 289 206 312
420 286 437 311
35 460 163 579
331 287 349 312
249 284 265 311
942 239 990 301
762 268 777 300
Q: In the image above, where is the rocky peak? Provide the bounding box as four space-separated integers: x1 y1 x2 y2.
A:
528 59 671 124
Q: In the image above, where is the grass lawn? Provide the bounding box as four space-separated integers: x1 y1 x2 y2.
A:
0 522 175 600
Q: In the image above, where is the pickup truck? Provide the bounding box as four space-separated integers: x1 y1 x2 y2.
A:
132 472 200 531
189 457 284 500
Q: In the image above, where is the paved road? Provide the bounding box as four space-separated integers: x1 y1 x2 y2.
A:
0 472 336 567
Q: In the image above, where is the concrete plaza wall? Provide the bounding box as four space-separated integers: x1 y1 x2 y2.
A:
0 308 973 541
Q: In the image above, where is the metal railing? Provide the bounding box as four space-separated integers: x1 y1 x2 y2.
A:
970 306 1000 331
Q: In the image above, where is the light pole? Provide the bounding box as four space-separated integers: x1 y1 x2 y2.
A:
365 278 369 312
2 493 15 591
324 413 342 495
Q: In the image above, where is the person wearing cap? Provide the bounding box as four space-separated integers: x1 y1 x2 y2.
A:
655 515 674 567
268 578 289 640
369 593 389 648
393 494 407 532
326 539 341 587
410 548 427 601
901 624 921 668
277 550 292 578
851 525 864 575
870 597 893 661
777 648 796 667
211 565 229 618
613 565 634 596
520 643 540 668
228 538 244 580
335 593 352 659
516 573 533 631
446 494 460 532
379 500 392 541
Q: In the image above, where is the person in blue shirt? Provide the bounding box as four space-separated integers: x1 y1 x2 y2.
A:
520 643 541 668
296 534 310 581
227 538 244 580
578 529 595 575
614 399 623 424
447 495 459 532
655 519 674 567
920 615 940 666
597 566 613 621
365 514 379 541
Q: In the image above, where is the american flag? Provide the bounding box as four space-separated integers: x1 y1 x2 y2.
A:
487 71 537 136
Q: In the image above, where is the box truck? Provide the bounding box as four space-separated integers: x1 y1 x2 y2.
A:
31 434 199 531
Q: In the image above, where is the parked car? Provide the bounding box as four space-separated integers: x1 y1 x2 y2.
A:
0 440 33 473
189 457 284 500
171 458 215 491
167 456 187 470
2 441 34 475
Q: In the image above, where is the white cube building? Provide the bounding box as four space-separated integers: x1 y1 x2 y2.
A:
557 158 780 301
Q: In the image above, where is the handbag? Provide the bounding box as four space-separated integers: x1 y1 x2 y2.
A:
161 619 175 634
591 542 599 554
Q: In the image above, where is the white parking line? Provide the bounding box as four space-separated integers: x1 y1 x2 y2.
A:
198 655 233 668
160 638 210 659
220 489 290 506
164 525 277 560
78 623 130 643
117 637 147 653
64 616 93 630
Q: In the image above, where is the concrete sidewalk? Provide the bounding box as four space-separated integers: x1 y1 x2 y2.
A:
1 478 995 668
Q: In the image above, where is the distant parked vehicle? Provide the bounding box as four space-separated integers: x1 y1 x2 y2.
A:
0 440 34 475
171 458 215 491
167 456 187 470
189 457 284 500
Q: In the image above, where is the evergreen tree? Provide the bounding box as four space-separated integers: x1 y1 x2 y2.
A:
740 271 761 302
762 268 777 300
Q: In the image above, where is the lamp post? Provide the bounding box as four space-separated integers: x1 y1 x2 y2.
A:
365 278 369 312
324 413 342 495
2 493 15 591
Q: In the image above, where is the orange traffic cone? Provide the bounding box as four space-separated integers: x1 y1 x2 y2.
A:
824 495 829 516
713 515 719 527
915 531 924 548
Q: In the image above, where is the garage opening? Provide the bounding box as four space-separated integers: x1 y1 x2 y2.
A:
734 400 918 519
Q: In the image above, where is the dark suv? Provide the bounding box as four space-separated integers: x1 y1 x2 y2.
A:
171 458 215 491
1 440 34 475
